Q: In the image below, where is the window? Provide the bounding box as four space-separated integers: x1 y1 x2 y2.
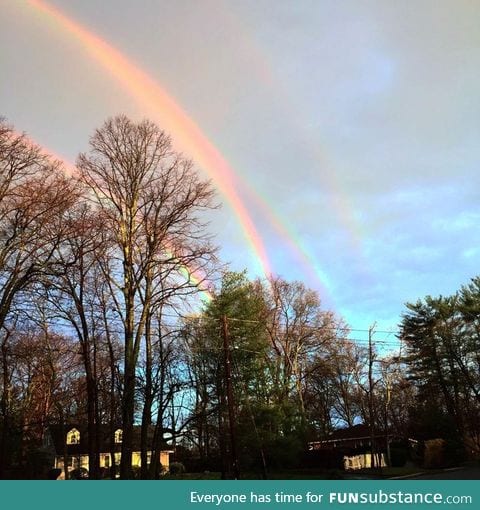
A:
66 428 80 445
114 429 123 444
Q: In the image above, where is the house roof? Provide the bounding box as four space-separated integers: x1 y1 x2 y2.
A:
308 424 383 449
327 424 373 441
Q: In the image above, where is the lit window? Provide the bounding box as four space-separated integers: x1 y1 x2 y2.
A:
114 429 123 443
66 428 80 445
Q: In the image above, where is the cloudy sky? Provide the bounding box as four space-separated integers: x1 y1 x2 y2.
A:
1 1 479 340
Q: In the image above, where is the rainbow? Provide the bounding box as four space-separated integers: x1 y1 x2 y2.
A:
198 2 368 285
25 0 338 306
27 0 271 279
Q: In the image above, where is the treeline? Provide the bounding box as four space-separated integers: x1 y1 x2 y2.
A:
1 115 479 479
0 115 406 479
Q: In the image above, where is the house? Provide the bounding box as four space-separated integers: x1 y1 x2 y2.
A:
43 424 173 478
307 424 395 470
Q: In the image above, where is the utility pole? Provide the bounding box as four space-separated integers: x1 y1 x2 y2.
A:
368 323 376 469
384 370 391 467
221 315 240 479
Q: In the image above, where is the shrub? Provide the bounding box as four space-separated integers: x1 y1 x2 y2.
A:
424 439 445 468
26 448 55 479
389 447 408 467
444 439 466 466
99 467 111 479
47 468 62 480
265 436 303 469
301 448 344 470
169 462 186 475
70 467 89 479
131 466 142 479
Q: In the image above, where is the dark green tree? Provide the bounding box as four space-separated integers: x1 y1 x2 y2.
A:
401 288 480 456
183 271 268 477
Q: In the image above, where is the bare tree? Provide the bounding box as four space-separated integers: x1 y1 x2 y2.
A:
77 115 217 478
9 326 80 472
0 119 78 475
45 202 111 479
264 277 336 422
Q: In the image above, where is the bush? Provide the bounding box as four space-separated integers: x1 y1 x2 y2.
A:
70 467 89 479
301 449 344 470
131 466 142 479
99 467 111 479
181 456 222 473
265 436 303 470
424 439 445 468
47 468 62 480
26 448 55 479
389 447 408 467
444 439 466 466
169 462 186 475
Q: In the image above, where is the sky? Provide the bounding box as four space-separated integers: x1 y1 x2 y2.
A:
1 0 480 343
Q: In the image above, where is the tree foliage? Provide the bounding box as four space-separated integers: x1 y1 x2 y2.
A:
401 280 480 456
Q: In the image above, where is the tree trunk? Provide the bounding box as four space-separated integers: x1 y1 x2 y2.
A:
140 312 153 479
